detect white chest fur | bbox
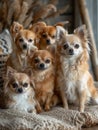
[59,56,90,104]
[9,91,35,113]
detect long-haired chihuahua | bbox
[55,25,98,112]
[29,50,55,113]
[3,66,37,113]
[7,22,37,71]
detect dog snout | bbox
[23,44,27,50]
[69,48,74,55]
[46,39,50,44]
[18,88,23,93]
[39,63,45,69]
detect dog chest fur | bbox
[59,56,91,104]
[8,90,35,112]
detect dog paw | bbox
[36,107,43,114]
[44,105,50,111]
[79,108,84,112]
[64,105,69,110]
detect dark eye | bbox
[74,44,79,49]
[34,58,40,63]
[19,38,24,42]
[42,33,47,38]
[12,82,18,88]
[28,39,33,42]
[45,59,50,63]
[23,83,28,87]
[52,35,55,38]
[63,44,69,50]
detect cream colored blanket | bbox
[0,105,98,130]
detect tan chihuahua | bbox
[30,21,67,50]
[55,25,98,112]
[3,66,37,113]
[7,22,37,71]
[29,50,55,113]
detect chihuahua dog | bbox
[55,25,98,112]
[3,66,37,113]
[7,22,37,71]
[30,21,67,50]
[29,50,55,112]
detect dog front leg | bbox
[60,88,68,109]
[45,92,53,111]
[78,89,87,112]
[35,100,43,113]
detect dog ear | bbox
[30,21,46,34]
[74,25,87,39]
[74,25,90,51]
[3,66,17,89]
[10,21,23,38]
[24,67,33,77]
[6,66,17,79]
[56,26,68,40]
[28,45,38,58]
[47,45,56,58]
[29,47,38,59]
[25,68,35,89]
[54,21,69,27]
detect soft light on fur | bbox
[29,50,55,113]
[7,22,37,71]
[30,21,66,50]
[3,66,37,113]
[55,25,98,112]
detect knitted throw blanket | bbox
[0,105,98,130]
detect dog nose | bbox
[69,49,74,55]
[23,44,27,49]
[46,39,50,44]
[18,88,23,93]
[39,63,45,69]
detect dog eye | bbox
[19,38,24,42]
[12,83,18,88]
[28,39,33,42]
[42,34,47,38]
[23,83,28,87]
[52,35,55,38]
[63,44,69,50]
[45,59,50,63]
[74,44,79,49]
[34,58,40,63]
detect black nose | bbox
[23,44,27,49]
[18,88,23,93]
[69,49,74,55]
[46,39,50,44]
[39,63,45,69]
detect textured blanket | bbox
[0,105,98,130]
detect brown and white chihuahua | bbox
[55,25,98,112]
[29,50,55,113]
[3,66,37,113]
[7,22,37,71]
[30,21,67,50]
